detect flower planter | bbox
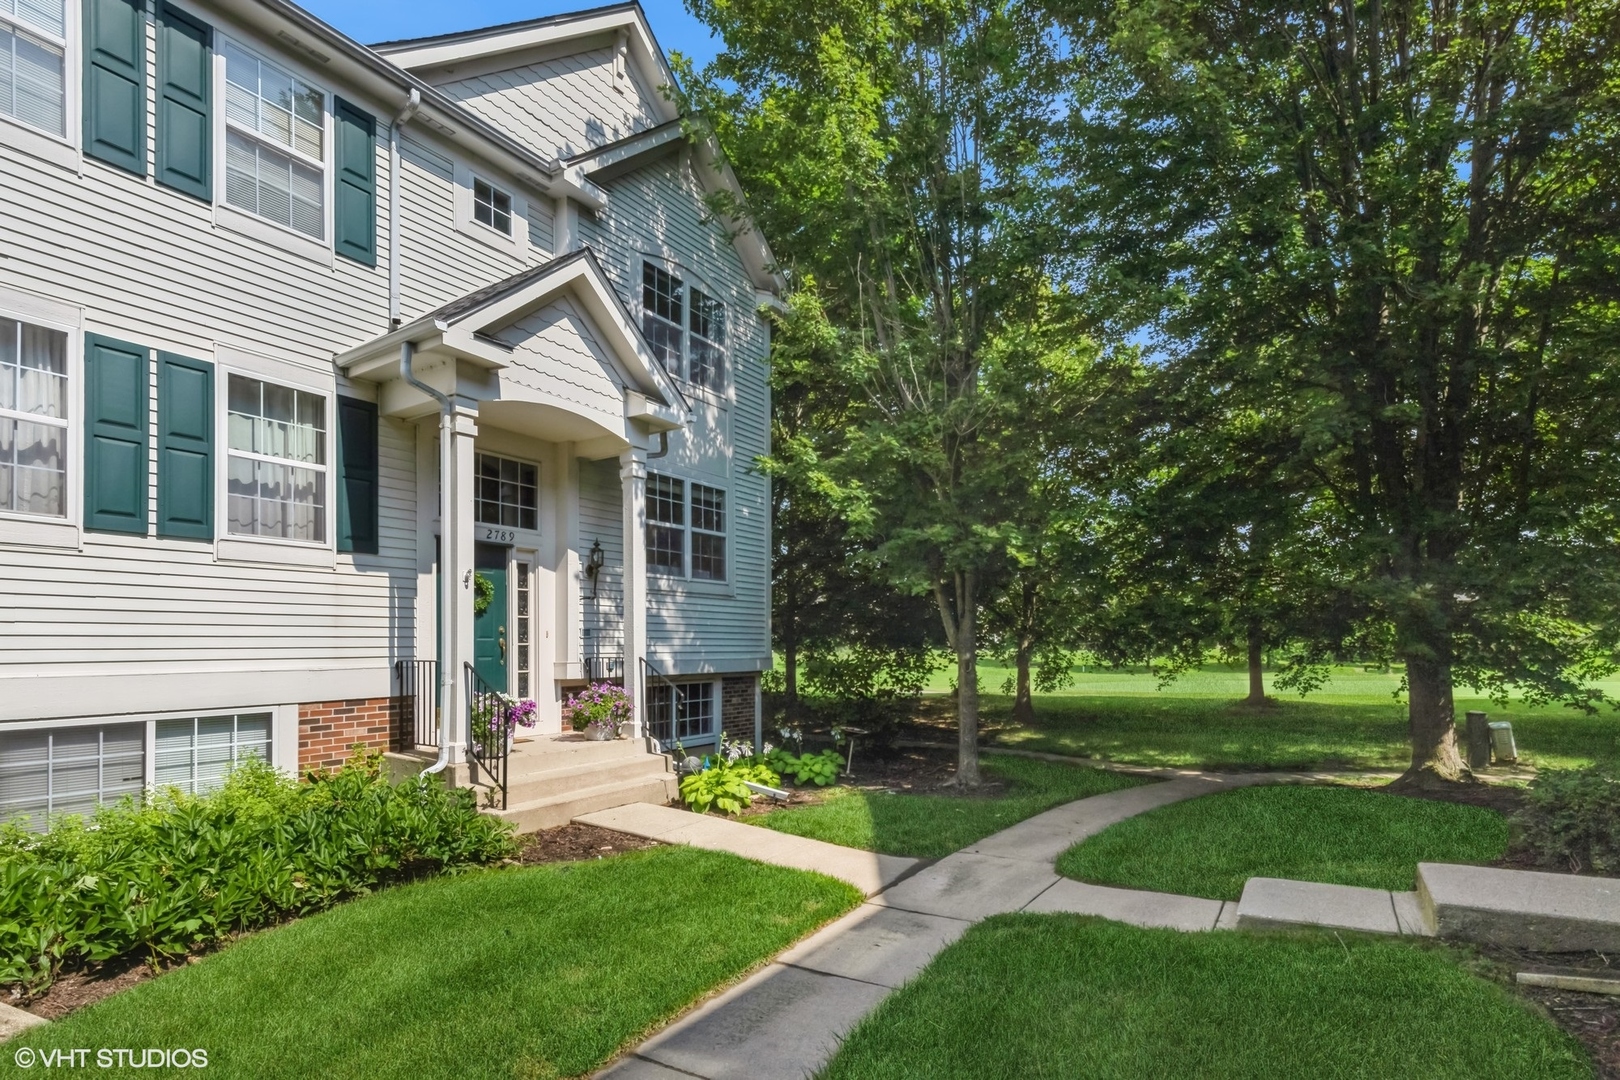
[585,723,615,741]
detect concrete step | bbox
[504,752,675,804]
[1418,862,1620,951]
[495,771,681,833]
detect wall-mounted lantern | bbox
[585,540,605,599]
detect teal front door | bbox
[473,543,509,691]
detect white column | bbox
[443,405,479,763]
[619,447,648,739]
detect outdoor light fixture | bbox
[585,540,605,598]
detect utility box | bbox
[1489,722,1518,765]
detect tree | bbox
[684,0,1063,785]
[1050,0,1620,786]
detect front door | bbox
[473,543,509,691]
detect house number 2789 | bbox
[482,528,516,543]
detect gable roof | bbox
[336,247,688,418]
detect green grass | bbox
[1056,784,1510,900]
[9,848,860,1080]
[751,755,1150,858]
[821,914,1591,1080]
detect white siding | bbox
[435,46,663,159]
[496,297,627,430]
[578,457,624,659]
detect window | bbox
[646,473,726,582]
[641,262,727,391]
[515,561,531,698]
[154,713,270,795]
[647,680,715,745]
[0,723,144,829]
[646,472,684,573]
[227,373,327,543]
[473,177,512,236]
[0,316,67,518]
[690,483,726,581]
[0,0,66,137]
[474,453,537,530]
[688,288,725,391]
[223,41,325,240]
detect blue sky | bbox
[301,1,723,70]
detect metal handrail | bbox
[583,654,626,683]
[393,659,439,749]
[464,662,511,810]
[640,656,684,746]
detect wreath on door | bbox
[473,572,496,616]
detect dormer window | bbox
[641,261,725,393]
[473,177,512,236]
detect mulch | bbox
[515,822,662,865]
[1480,945,1620,1079]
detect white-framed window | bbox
[515,559,532,698]
[222,40,326,240]
[0,0,67,138]
[226,372,328,543]
[640,261,727,392]
[0,314,67,519]
[646,472,726,582]
[647,680,716,745]
[473,177,512,236]
[474,452,537,531]
[0,723,145,829]
[154,713,271,795]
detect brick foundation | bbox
[721,675,758,748]
[298,697,404,772]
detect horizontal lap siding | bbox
[577,160,771,673]
[578,458,625,658]
[500,297,626,425]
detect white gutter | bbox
[389,89,421,328]
[399,341,456,776]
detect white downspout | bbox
[401,341,456,776]
[388,89,421,328]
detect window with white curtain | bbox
[0,0,66,138]
[227,373,328,543]
[155,714,272,795]
[0,315,68,518]
[223,41,326,240]
[0,724,145,830]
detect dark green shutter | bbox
[84,0,147,176]
[155,3,210,200]
[333,99,377,266]
[84,334,149,534]
[335,395,379,554]
[156,353,212,539]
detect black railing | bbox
[583,654,625,683]
[394,659,439,749]
[641,656,683,746]
[464,663,511,810]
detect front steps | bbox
[493,735,680,833]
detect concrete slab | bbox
[595,1055,697,1079]
[1215,900,1240,931]
[1418,862,1620,952]
[1391,891,1434,937]
[635,963,891,1080]
[778,904,969,988]
[965,778,1221,864]
[1236,878,1401,936]
[872,851,1061,921]
[1025,878,1224,931]
[578,804,919,897]
[1516,971,1620,996]
[0,1002,46,1042]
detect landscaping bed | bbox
[1056,784,1509,900]
[8,847,861,1080]
[820,913,1592,1079]
[750,753,1151,859]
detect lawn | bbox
[1056,784,1510,900]
[934,664,1620,770]
[8,847,859,1080]
[750,755,1150,859]
[821,914,1590,1080]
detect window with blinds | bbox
[154,713,271,795]
[0,723,145,829]
[223,40,325,239]
[0,0,66,137]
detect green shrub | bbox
[1513,763,1620,874]
[0,752,516,993]
[679,753,782,815]
[767,748,844,787]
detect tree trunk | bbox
[1245,619,1266,705]
[1010,640,1036,725]
[956,604,981,787]
[783,640,798,712]
[1391,655,1473,789]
